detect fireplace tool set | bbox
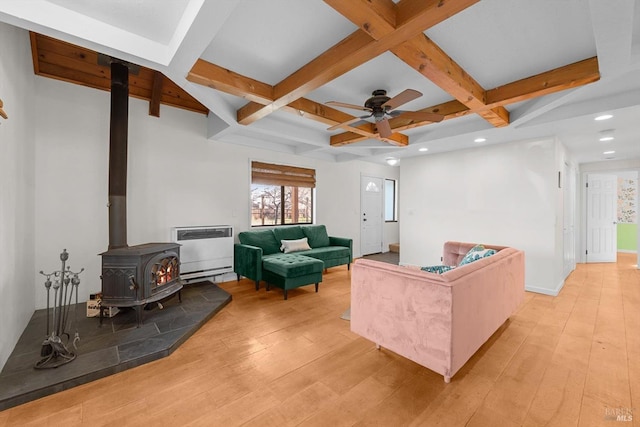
[36,249,84,369]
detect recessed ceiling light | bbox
[603,150,616,155]
[599,129,615,141]
[474,137,486,143]
[594,114,613,121]
[418,147,429,152]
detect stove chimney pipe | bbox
[108,61,129,249]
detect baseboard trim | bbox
[617,249,637,254]
[525,280,564,297]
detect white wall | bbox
[33,76,399,308]
[0,24,36,370]
[400,138,565,294]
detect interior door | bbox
[361,176,383,255]
[586,173,617,263]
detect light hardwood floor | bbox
[1,254,638,426]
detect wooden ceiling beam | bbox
[187,59,274,105]
[283,98,360,127]
[31,33,208,115]
[484,57,600,108]
[323,0,397,40]
[389,100,471,129]
[29,32,41,74]
[235,0,479,125]
[391,33,510,127]
[330,123,409,146]
[36,61,207,114]
[149,71,163,117]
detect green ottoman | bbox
[262,254,324,300]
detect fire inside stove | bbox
[152,256,179,287]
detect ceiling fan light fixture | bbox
[325,89,444,142]
[386,157,399,166]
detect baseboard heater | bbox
[171,225,234,283]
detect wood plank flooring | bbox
[1,254,638,426]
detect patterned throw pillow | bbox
[420,265,455,274]
[280,237,312,253]
[459,244,497,266]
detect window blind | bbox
[251,161,316,188]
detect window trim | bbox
[384,178,398,223]
[250,161,315,227]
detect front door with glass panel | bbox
[361,176,383,255]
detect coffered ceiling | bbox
[1,0,639,165]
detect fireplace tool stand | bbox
[36,249,84,369]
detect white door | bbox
[361,176,383,255]
[586,174,617,263]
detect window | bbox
[250,161,315,227]
[385,179,397,222]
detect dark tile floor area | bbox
[0,281,231,411]
[361,251,399,264]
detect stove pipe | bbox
[108,61,129,249]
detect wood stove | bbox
[99,59,182,325]
[100,243,182,325]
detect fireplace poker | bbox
[55,250,68,337]
[39,272,53,356]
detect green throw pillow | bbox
[301,225,330,248]
[420,265,455,274]
[459,244,497,266]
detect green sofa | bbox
[234,225,352,298]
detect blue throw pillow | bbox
[459,244,496,266]
[420,265,455,274]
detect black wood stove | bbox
[100,243,182,325]
[99,59,182,325]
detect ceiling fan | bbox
[326,89,444,139]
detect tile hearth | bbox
[0,281,231,411]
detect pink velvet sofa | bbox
[351,241,525,383]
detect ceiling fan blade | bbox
[325,101,372,112]
[376,118,393,138]
[327,114,372,131]
[382,89,422,110]
[395,111,444,123]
